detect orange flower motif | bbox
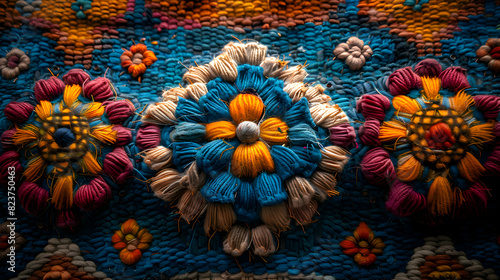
[340,222,385,267]
[205,93,289,179]
[111,219,153,265]
[120,44,157,81]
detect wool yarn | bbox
[0,48,30,80]
[140,41,354,257]
[34,76,66,101]
[360,59,499,223]
[476,38,500,73]
[333,37,373,71]
[83,77,114,101]
[3,70,133,229]
[63,69,90,85]
[74,177,112,211]
[112,219,153,266]
[4,101,34,123]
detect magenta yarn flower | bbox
[1,71,135,230]
[358,59,499,223]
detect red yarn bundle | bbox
[4,101,34,123]
[105,99,135,123]
[387,67,422,96]
[136,124,161,150]
[74,176,112,211]
[0,151,22,184]
[1,128,16,149]
[413,59,442,77]
[360,147,395,186]
[103,148,133,184]
[385,180,427,216]
[34,76,65,101]
[484,145,500,176]
[356,94,391,121]
[359,119,381,146]
[18,181,49,215]
[473,95,500,119]
[62,69,90,86]
[83,77,114,101]
[328,123,356,148]
[112,125,133,146]
[439,66,470,92]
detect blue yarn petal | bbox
[171,142,201,172]
[288,123,319,147]
[235,65,265,92]
[290,146,322,178]
[258,78,283,100]
[196,139,238,178]
[270,145,304,180]
[284,97,315,127]
[175,97,207,123]
[260,79,292,118]
[206,77,239,101]
[234,181,261,223]
[198,89,231,122]
[170,122,206,143]
[201,172,240,203]
[253,172,287,207]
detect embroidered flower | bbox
[476,38,500,73]
[358,59,499,223]
[120,43,157,81]
[1,71,134,229]
[111,219,153,265]
[333,37,373,71]
[139,41,354,257]
[340,222,385,267]
[0,48,30,80]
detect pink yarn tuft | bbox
[56,209,80,230]
[103,148,133,184]
[473,95,500,119]
[385,180,427,216]
[63,69,90,85]
[104,99,135,123]
[439,66,470,92]
[386,67,422,96]
[112,125,133,146]
[74,176,112,211]
[0,151,22,184]
[328,123,356,148]
[456,182,488,218]
[484,145,500,176]
[4,101,34,123]
[356,94,391,122]
[34,76,65,101]
[494,122,500,138]
[413,59,442,77]
[1,128,17,150]
[361,147,395,186]
[136,124,161,150]
[359,119,381,146]
[83,77,114,101]
[18,181,49,215]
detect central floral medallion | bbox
[139,41,355,257]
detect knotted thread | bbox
[74,176,111,211]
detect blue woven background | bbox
[1,0,500,279]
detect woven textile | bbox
[0,0,499,279]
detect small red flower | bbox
[340,222,385,267]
